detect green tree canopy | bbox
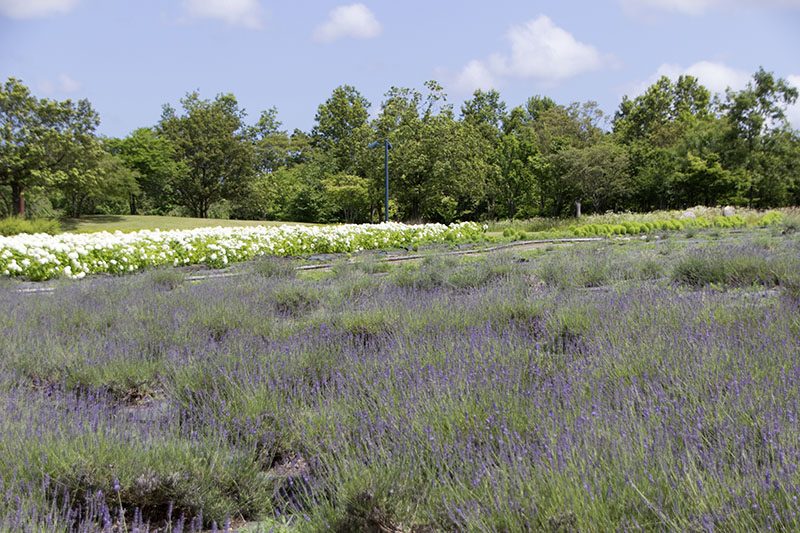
[721,67,799,206]
[311,85,372,176]
[55,142,139,218]
[158,92,254,218]
[0,77,99,217]
[614,75,712,145]
[106,127,183,214]
[374,81,488,222]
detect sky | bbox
[1,0,799,138]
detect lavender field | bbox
[2,228,800,532]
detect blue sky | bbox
[2,0,799,138]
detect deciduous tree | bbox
[106,127,183,214]
[159,92,254,218]
[0,77,99,217]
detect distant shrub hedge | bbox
[568,212,781,238]
[0,217,61,236]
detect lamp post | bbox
[369,140,392,222]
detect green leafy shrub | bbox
[687,216,712,228]
[568,214,762,238]
[0,217,61,236]
[759,211,786,226]
[713,215,746,228]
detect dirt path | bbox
[293,237,601,273]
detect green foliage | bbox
[106,128,184,215]
[158,91,254,218]
[613,75,711,144]
[388,262,444,290]
[322,173,370,223]
[248,256,297,279]
[312,85,372,176]
[374,81,490,222]
[720,68,799,207]
[55,147,140,218]
[0,77,101,218]
[3,74,799,225]
[145,267,186,290]
[568,213,754,237]
[671,247,788,288]
[671,255,730,286]
[551,139,630,214]
[0,216,60,236]
[759,211,786,226]
[271,283,321,316]
[712,215,746,228]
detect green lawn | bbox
[59,214,312,233]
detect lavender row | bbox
[1,233,799,531]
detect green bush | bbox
[671,255,729,286]
[671,250,782,288]
[249,256,297,279]
[146,268,186,290]
[0,217,61,236]
[713,215,746,228]
[687,216,712,228]
[759,211,786,226]
[568,213,765,239]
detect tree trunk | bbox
[11,183,25,218]
[575,200,582,218]
[77,196,86,219]
[129,194,138,215]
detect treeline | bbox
[1,69,798,223]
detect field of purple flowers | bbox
[1,227,800,532]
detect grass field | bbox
[58,214,311,233]
[54,206,800,236]
[2,223,800,531]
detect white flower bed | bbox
[0,222,483,281]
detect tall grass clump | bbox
[671,238,800,288]
[248,256,297,279]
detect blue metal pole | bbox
[384,140,389,223]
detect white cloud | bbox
[313,3,382,44]
[786,75,800,129]
[618,0,800,15]
[629,61,751,97]
[0,0,79,19]
[453,60,500,93]
[58,73,81,92]
[182,0,263,29]
[449,15,613,94]
[682,61,751,94]
[38,73,81,95]
[493,16,611,83]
